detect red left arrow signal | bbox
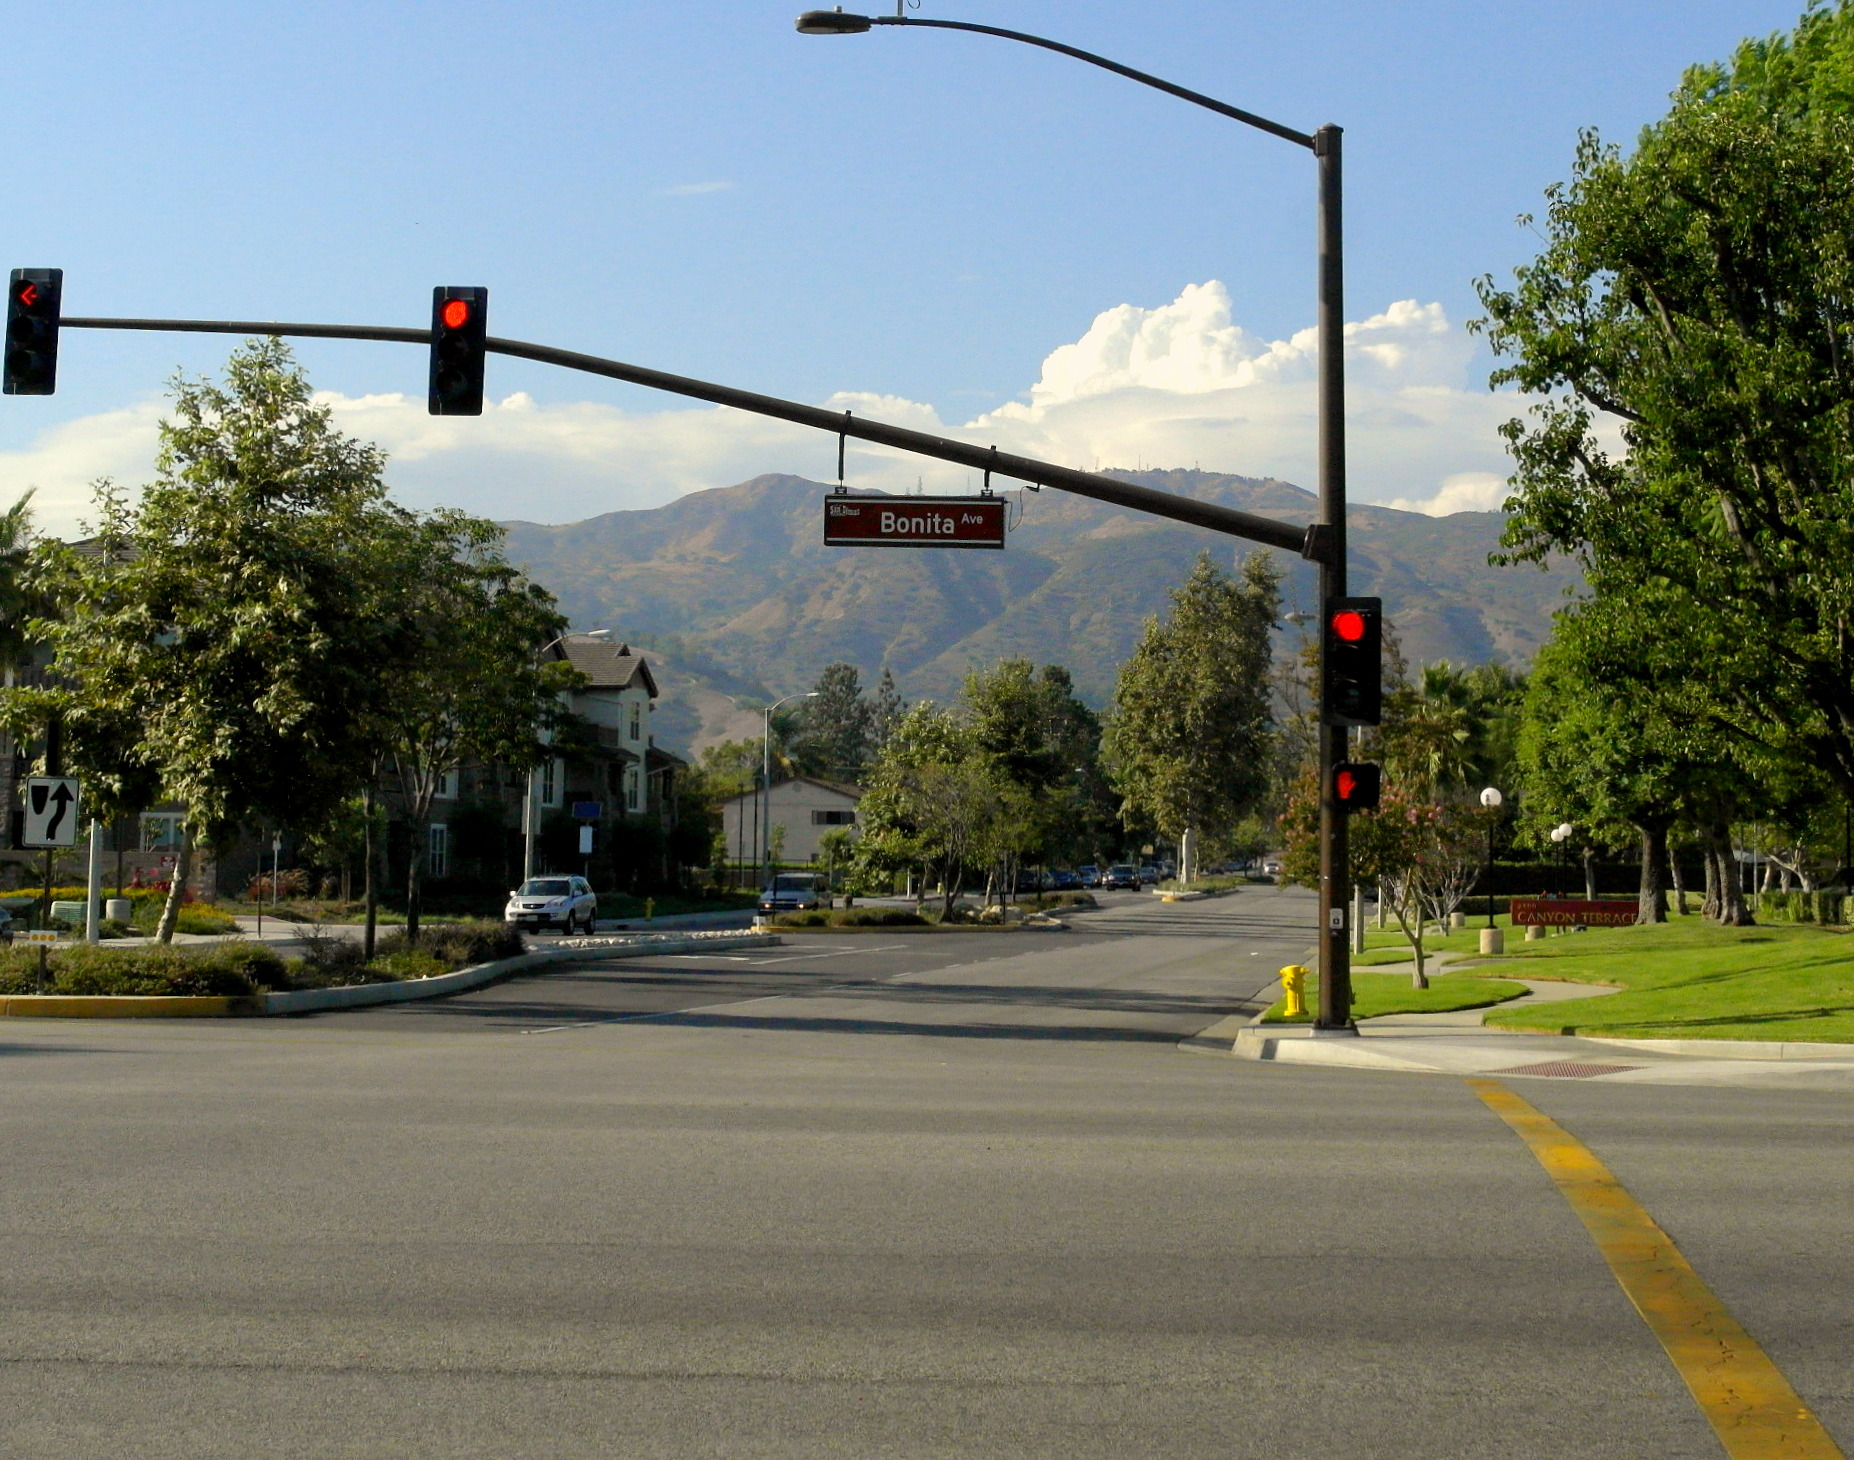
[16,283,37,308]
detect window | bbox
[435,767,457,800]
[629,700,642,741]
[140,812,183,850]
[811,809,857,826]
[625,766,642,813]
[540,758,563,809]
[428,824,449,879]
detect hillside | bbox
[501,469,1577,756]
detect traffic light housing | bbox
[1322,596,1382,727]
[5,269,63,396]
[1334,761,1381,812]
[428,286,487,415]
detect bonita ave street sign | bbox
[823,493,1007,549]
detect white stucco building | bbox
[719,776,861,870]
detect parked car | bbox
[1049,868,1082,891]
[759,872,829,915]
[1014,867,1048,894]
[1102,864,1139,890]
[504,876,599,934]
[1077,865,1101,887]
[1138,864,1161,885]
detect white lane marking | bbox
[518,943,913,1032]
[745,943,908,965]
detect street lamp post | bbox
[1483,786,1498,923]
[762,691,820,890]
[796,9,1355,1028]
[524,629,612,883]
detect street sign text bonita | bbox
[824,493,1007,549]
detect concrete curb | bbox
[1178,1012,1255,1052]
[1581,1035,1854,1063]
[2,932,781,1019]
[1232,1026,1439,1072]
[0,994,264,1019]
[265,932,780,1015]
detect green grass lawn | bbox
[1263,971,1530,1023]
[1353,913,1531,966]
[1472,917,1854,1042]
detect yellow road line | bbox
[1468,1078,1845,1459]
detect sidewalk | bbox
[1200,963,1854,1090]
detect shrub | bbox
[246,868,311,902]
[0,941,289,997]
[368,948,449,981]
[769,906,927,929]
[393,919,524,967]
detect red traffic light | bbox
[1331,609,1367,642]
[15,282,37,308]
[440,298,471,330]
[1337,768,1360,800]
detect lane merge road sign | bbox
[22,776,80,848]
[824,494,1007,550]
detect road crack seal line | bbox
[1468,1078,1846,1459]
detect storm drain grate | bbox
[1491,1060,1643,1079]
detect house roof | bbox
[719,775,862,807]
[550,635,658,698]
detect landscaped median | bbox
[1260,970,1531,1023]
[0,926,779,1018]
[1474,918,1854,1043]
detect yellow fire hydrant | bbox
[1280,964,1309,1019]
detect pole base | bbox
[1309,1021,1360,1038]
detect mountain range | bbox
[500,469,1579,758]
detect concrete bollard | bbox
[1479,927,1505,956]
[1524,924,1545,941]
[105,898,132,925]
[1449,911,1466,930]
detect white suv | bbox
[504,876,599,934]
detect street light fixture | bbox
[796,8,874,34]
[762,691,820,889]
[795,9,1357,1028]
[1478,786,1503,930]
[524,628,612,882]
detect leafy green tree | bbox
[791,663,874,782]
[369,510,574,943]
[1104,552,1279,880]
[962,659,1105,876]
[854,702,1013,917]
[870,668,906,756]
[29,340,414,941]
[1474,44,1854,801]
[0,491,41,675]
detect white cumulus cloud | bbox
[1384,471,1511,517]
[0,281,1522,537]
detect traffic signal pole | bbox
[58,314,1318,557]
[1314,125,1355,1033]
[57,299,1354,1026]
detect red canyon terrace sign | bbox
[824,493,1007,549]
[1508,898,1639,928]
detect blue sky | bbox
[0,0,1810,533]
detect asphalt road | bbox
[0,886,1847,1458]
